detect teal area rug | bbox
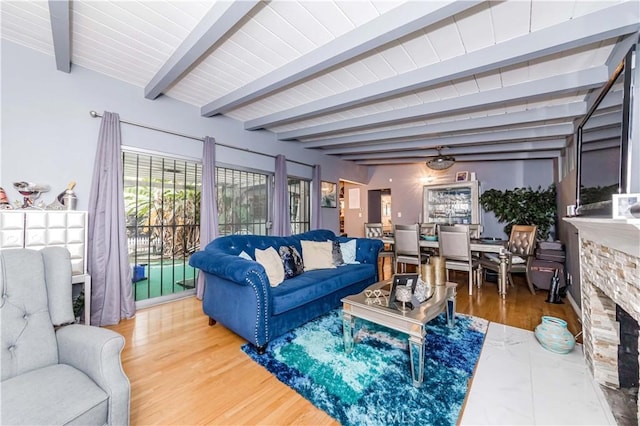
[242,309,488,425]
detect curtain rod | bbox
[89,110,313,168]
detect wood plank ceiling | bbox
[2,1,638,165]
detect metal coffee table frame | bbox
[341,280,456,387]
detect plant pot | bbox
[534,316,575,354]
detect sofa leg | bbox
[208,317,216,326]
[256,344,267,355]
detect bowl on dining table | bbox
[422,235,438,241]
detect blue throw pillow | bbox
[279,245,304,279]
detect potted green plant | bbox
[479,184,557,241]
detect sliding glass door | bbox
[122,150,201,303]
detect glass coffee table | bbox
[341,280,457,387]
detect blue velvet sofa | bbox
[189,229,382,353]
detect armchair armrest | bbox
[57,324,130,426]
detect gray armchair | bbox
[1,247,130,425]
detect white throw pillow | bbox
[340,239,359,264]
[238,250,252,260]
[255,246,285,287]
[301,240,336,271]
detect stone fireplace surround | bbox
[566,218,640,422]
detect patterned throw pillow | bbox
[279,245,304,279]
[329,240,344,266]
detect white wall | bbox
[0,40,369,234]
[366,159,555,239]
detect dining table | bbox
[380,236,511,298]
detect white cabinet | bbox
[0,210,91,324]
[422,181,481,225]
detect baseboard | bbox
[567,292,582,324]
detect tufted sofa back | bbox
[204,229,337,257]
[1,247,74,381]
[508,225,538,257]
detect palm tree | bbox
[124,182,200,258]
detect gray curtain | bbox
[272,154,290,236]
[196,137,218,299]
[88,111,135,326]
[311,164,322,229]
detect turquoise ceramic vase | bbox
[534,316,575,354]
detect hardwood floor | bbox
[106,271,581,425]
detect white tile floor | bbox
[461,323,616,425]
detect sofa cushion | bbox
[279,245,304,279]
[255,247,285,287]
[301,240,336,271]
[270,264,375,315]
[1,364,108,425]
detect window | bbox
[289,178,310,234]
[123,151,201,303]
[123,155,308,303]
[216,167,269,236]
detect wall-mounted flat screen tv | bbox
[576,45,634,217]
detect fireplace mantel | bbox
[565,217,640,258]
[566,216,640,422]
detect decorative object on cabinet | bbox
[422,181,480,226]
[455,171,469,182]
[426,146,455,170]
[0,210,91,324]
[48,181,78,210]
[321,181,337,208]
[479,184,556,240]
[12,181,50,208]
[0,187,11,209]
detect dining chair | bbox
[438,225,482,295]
[467,224,482,239]
[419,222,439,257]
[480,224,538,294]
[393,223,429,274]
[364,222,394,279]
[419,223,438,238]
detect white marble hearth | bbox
[566,217,640,422]
[461,323,614,425]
